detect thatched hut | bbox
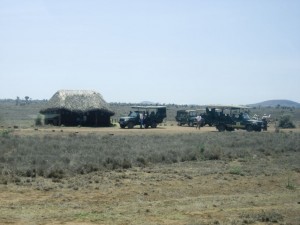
[40,90,114,127]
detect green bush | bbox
[278,114,295,128]
[35,114,42,126]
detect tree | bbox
[25,96,30,104]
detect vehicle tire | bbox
[120,124,125,129]
[226,127,234,131]
[188,121,194,127]
[127,122,134,129]
[246,125,253,132]
[151,122,157,128]
[209,123,213,127]
[217,124,226,132]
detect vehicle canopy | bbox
[176,109,197,116]
[205,105,250,115]
[131,105,166,110]
[205,104,250,110]
[131,106,167,117]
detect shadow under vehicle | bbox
[203,105,264,132]
[119,106,167,129]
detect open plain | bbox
[0,125,300,225]
[0,101,300,225]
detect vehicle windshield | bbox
[189,111,197,117]
[128,111,138,117]
[242,113,250,120]
[177,111,185,116]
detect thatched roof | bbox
[40,90,114,115]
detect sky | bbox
[1,0,300,105]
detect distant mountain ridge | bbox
[249,99,300,108]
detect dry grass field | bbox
[0,101,300,225]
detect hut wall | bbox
[60,110,82,126]
[44,109,111,127]
[86,110,111,127]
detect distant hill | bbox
[249,100,300,108]
[140,101,158,105]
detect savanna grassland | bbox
[0,100,299,225]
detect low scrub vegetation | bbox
[0,131,299,183]
[278,114,296,128]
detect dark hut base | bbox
[44,109,112,127]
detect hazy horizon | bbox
[1,96,299,106]
[1,1,300,105]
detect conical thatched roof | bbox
[40,90,114,115]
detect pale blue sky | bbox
[1,0,299,104]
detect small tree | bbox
[278,114,296,128]
[25,96,30,104]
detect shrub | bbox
[122,159,132,169]
[229,166,243,175]
[203,148,221,160]
[35,114,43,126]
[136,157,147,166]
[278,114,295,128]
[1,129,12,138]
[47,168,64,179]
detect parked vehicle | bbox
[119,106,166,129]
[175,110,197,126]
[203,105,264,132]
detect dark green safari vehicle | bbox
[175,110,198,127]
[205,105,264,132]
[119,106,166,129]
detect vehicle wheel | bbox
[151,122,157,128]
[120,124,125,129]
[226,127,234,131]
[255,127,262,132]
[246,125,253,132]
[127,122,134,129]
[188,122,194,127]
[209,123,213,127]
[217,124,226,132]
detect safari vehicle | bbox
[175,110,198,126]
[198,108,219,127]
[119,106,166,129]
[205,105,264,132]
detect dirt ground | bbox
[0,125,299,225]
[9,122,299,136]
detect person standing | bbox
[140,112,144,129]
[196,115,202,129]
